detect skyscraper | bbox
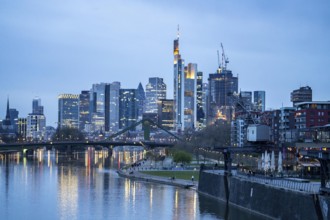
[109,82,120,133]
[254,91,266,112]
[291,86,312,106]
[184,63,197,129]
[207,67,238,124]
[27,98,46,141]
[196,71,205,129]
[145,77,166,113]
[79,91,90,131]
[173,29,185,132]
[119,89,138,130]
[158,99,174,131]
[90,83,108,133]
[58,94,79,129]
[136,82,146,118]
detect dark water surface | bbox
[0,149,267,220]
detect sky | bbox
[0,0,329,127]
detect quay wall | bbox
[198,171,329,220]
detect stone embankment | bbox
[198,169,330,220]
[117,169,196,189]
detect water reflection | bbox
[0,147,268,220]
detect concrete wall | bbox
[198,171,328,220]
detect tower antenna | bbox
[177,24,180,39]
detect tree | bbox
[173,150,192,164]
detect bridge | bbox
[0,119,179,156]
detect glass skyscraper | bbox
[173,31,185,132]
[254,91,266,112]
[184,63,197,129]
[79,91,90,131]
[58,94,79,129]
[119,89,138,130]
[145,77,166,113]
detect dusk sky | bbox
[1,0,329,126]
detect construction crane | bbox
[221,43,229,71]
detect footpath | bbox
[117,169,197,190]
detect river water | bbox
[0,148,267,220]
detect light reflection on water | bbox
[0,148,268,220]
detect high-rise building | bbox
[26,98,46,141]
[254,91,266,112]
[136,82,146,118]
[32,98,44,114]
[17,118,27,140]
[145,77,166,114]
[184,63,197,130]
[9,108,19,132]
[196,72,205,129]
[291,86,312,106]
[58,94,79,129]
[207,67,238,124]
[79,91,90,131]
[240,91,253,111]
[158,99,174,131]
[90,83,108,133]
[202,83,208,126]
[109,82,120,133]
[119,89,138,130]
[173,30,185,132]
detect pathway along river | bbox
[0,147,267,220]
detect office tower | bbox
[32,97,44,114]
[207,67,238,124]
[9,108,19,133]
[254,91,266,112]
[240,91,253,111]
[136,82,146,118]
[196,71,205,129]
[158,99,174,131]
[173,30,185,132]
[119,89,138,130]
[184,63,197,130]
[58,94,79,129]
[145,77,166,113]
[109,82,120,133]
[291,86,312,106]
[90,83,107,133]
[79,91,90,131]
[26,98,46,141]
[202,83,208,126]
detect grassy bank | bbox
[141,170,200,181]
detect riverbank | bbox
[117,169,197,189]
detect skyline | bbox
[1,0,329,126]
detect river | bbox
[0,147,267,220]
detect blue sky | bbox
[1,0,329,126]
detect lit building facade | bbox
[26,98,46,141]
[254,91,266,112]
[295,101,330,129]
[90,83,108,133]
[184,63,197,130]
[145,77,166,114]
[109,82,121,133]
[58,94,79,129]
[79,91,90,131]
[196,71,205,129]
[158,99,174,131]
[207,68,238,124]
[119,89,138,130]
[173,32,185,132]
